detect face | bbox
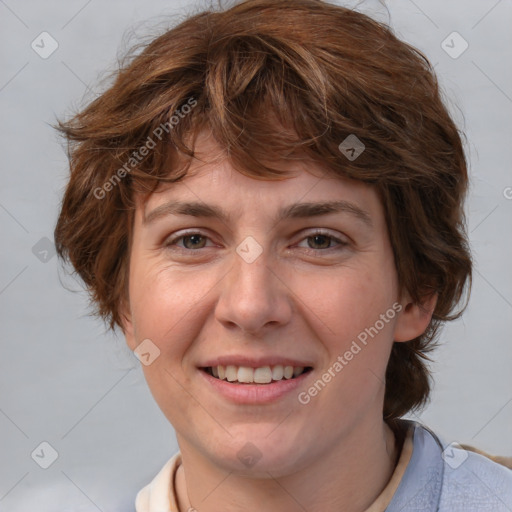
[123,129,424,476]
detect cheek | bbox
[295,262,398,346]
[129,266,212,427]
[128,262,224,406]
[292,259,399,412]
[130,262,209,340]
[296,272,397,427]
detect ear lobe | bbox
[393,292,438,343]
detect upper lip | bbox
[199,356,314,368]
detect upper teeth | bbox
[210,365,305,383]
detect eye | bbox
[296,231,349,251]
[163,229,349,253]
[164,231,213,250]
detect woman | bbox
[54,1,512,510]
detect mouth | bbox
[200,365,313,384]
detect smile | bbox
[199,364,314,404]
[202,365,313,384]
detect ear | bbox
[393,291,438,342]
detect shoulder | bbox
[439,441,512,511]
[386,420,512,511]
[403,420,512,511]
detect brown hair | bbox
[54,0,472,421]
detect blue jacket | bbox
[387,420,512,511]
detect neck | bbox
[175,417,400,512]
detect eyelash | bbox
[163,230,349,253]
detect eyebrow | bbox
[144,199,373,228]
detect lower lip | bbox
[199,369,312,404]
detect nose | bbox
[214,244,293,336]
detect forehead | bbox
[136,129,385,229]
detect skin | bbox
[122,129,436,512]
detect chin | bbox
[209,432,307,477]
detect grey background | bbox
[1,0,511,510]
